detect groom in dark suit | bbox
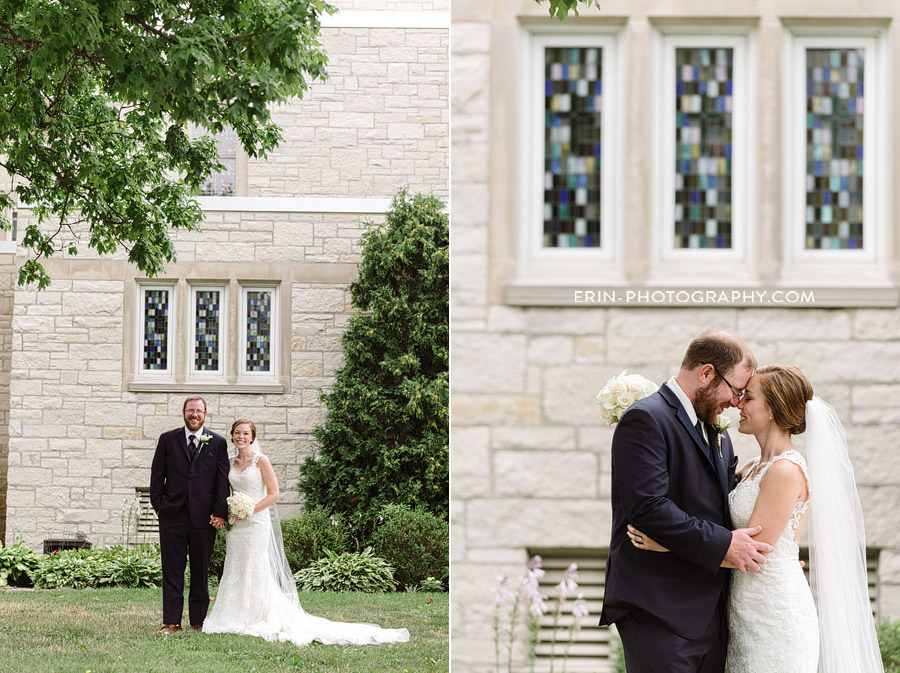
[600,330,773,672]
[150,396,230,632]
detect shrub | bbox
[0,537,39,587]
[610,635,626,673]
[879,619,900,670]
[32,546,161,589]
[293,548,395,593]
[370,504,448,590]
[298,190,449,538]
[281,508,350,573]
[101,553,162,588]
[209,528,228,580]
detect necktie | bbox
[189,435,197,462]
[695,420,707,446]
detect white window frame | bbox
[520,28,622,277]
[187,283,228,382]
[652,29,756,282]
[135,282,177,381]
[782,29,886,282]
[239,284,279,382]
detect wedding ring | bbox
[636,536,643,543]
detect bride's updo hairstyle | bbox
[230,418,257,442]
[756,365,814,435]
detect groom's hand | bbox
[724,526,773,574]
[210,515,225,530]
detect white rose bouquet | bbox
[226,492,255,528]
[596,370,659,425]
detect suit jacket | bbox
[150,427,230,529]
[599,384,738,639]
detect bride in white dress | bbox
[628,365,882,673]
[202,419,410,646]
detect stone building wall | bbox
[2,0,448,549]
[451,0,900,671]
[253,27,449,199]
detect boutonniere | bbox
[197,434,211,452]
[711,415,732,458]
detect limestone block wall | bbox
[0,257,14,544]
[3,209,369,549]
[451,306,900,672]
[249,26,449,200]
[451,1,900,671]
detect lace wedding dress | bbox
[727,449,818,672]
[203,452,410,646]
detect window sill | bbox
[127,381,287,394]
[503,280,899,308]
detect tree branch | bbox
[122,14,176,43]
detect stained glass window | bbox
[246,291,272,372]
[194,290,221,371]
[543,47,602,248]
[674,47,733,249]
[143,289,169,371]
[805,48,864,249]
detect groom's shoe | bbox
[191,625,203,632]
[159,624,182,634]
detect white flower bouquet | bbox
[226,492,255,523]
[596,369,659,425]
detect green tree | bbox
[533,0,601,20]
[298,190,449,536]
[0,0,333,288]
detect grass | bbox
[0,587,447,673]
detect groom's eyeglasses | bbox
[710,364,745,401]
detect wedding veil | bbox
[805,397,883,673]
[249,439,306,613]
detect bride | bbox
[628,365,882,672]
[202,419,410,646]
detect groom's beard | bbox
[694,381,722,424]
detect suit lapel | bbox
[706,424,730,502]
[659,386,716,472]
[179,431,193,466]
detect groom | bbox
[599,330,774,672]
[150,396,230,633]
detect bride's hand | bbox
[627,524,669,552]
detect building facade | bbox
[451,0,900,670]
[0,0,449,550]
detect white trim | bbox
[187,284,228,382]
[197,196,394,214]
[0,241,15,254]
[520,27,622,276]
[781,29,887,282]
[651,29,756,283]
[239,284,279,383]
[135,282,177,381]
[322,10,449,29]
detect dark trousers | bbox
[158,504,215,626]
[616,594,727,673]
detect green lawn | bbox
[0,587,447,673]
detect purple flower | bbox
[522,570,548,620]
[556,562,579,602]
[572,593,589,619]
[494,575,515,607]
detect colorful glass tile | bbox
[194,290,220,371]
[805,48,864,249]
[143,289,169,371]
[543,47,602,248]
[246,291,271,372]
[674,48,733,249]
